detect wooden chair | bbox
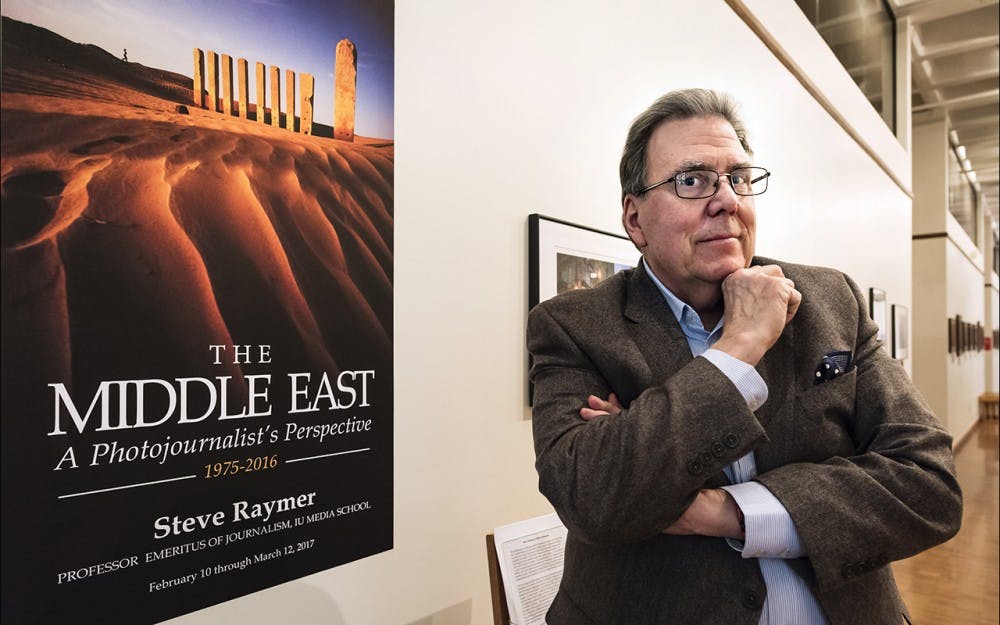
[486,533,511,625]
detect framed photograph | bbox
[956,315,964,355]
[891,304,909,360]
[868,288,888,350]
[529,214,641,308]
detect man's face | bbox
[622,116,757,301]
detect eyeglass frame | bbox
[637,166,771,199]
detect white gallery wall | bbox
[946,235,987,439]
[911,119,991,438]
[165,1,914,624]
[990,281,999,393]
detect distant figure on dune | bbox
[122,48,128,62]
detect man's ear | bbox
[622,194,646,249]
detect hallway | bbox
[893,421,999,624]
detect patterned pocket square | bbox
[814,350,853,384]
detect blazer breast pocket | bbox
[793,368,858,459]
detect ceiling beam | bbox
[916,35,1000,61]
[930,68,1000,89]
[950,109,1000,125]
[912,88,999,112]
[963,137,1000,149]
[910,29,942,106]
[891,0,998,24]
[949,117,1000,134]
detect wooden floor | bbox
[893,420,999,625]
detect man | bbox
[527,89,962,625]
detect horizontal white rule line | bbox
[285,448,372,464]
[58,474,199,499]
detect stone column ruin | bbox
[300,73,315,135]
[191,45,361,139]
[221,54,234,116]
[192,48,204,108]
[206,50,219,112]
[237,58,249,119]
[285,69,296,131]
[255,62,266,124]
[269,65,281,128]
[334,39,358,142]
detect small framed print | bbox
[948,317,955,354]
[891,304,909,360]
[529,214,640,308]
[956,315,964,355]
[868,288,888,351]
[527,214,640,404]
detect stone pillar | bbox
[221,54,234,116]
[300,73,314,135]
[255,62,266,124]
[237,58,249,119]
[285,69,296,131]
[192,48,204,108]
[269,66,281,128]
[334,39,357,142]
[206,50,219,112]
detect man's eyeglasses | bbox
[639,166,770,199]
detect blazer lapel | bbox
[621,266,694,403]
[748,256,799,473]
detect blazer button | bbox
[741,589,762,609]
[687,459,703,475]
[841,563,856,579]
[723,433,739,448]
[711,442,726,457]
[700,451,713,464]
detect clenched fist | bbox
[713,265,801,366]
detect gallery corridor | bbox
[893,421,1000,624]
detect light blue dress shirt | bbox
[643,261,828,625]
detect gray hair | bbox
[619,89,752,201]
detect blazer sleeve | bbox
[753,272,962,591]
[527,299,768,545]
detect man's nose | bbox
[707,175,741,215]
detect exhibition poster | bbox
[1,1,394,622]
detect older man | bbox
[527,89,961,625]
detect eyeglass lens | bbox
[674,167,769,198]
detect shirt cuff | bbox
[721,482,806,559]
[702,348,768,412]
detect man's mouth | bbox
[700,233,740,243]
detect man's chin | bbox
[697,257,747,282]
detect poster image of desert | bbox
[1,1,393,623]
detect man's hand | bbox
[663,489,744,540]
[579,393,623,420]
[713,265,802,366]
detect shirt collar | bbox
[641,258,723,336]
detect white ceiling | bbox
[893,0,999,235]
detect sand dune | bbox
[1,17,393,408]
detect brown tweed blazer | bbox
[527,257,962,625]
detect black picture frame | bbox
[529,214,640,310]
[891,304,909,360]
[527,214,640,405]
[956,315,964,355]
[868,287,888,350]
